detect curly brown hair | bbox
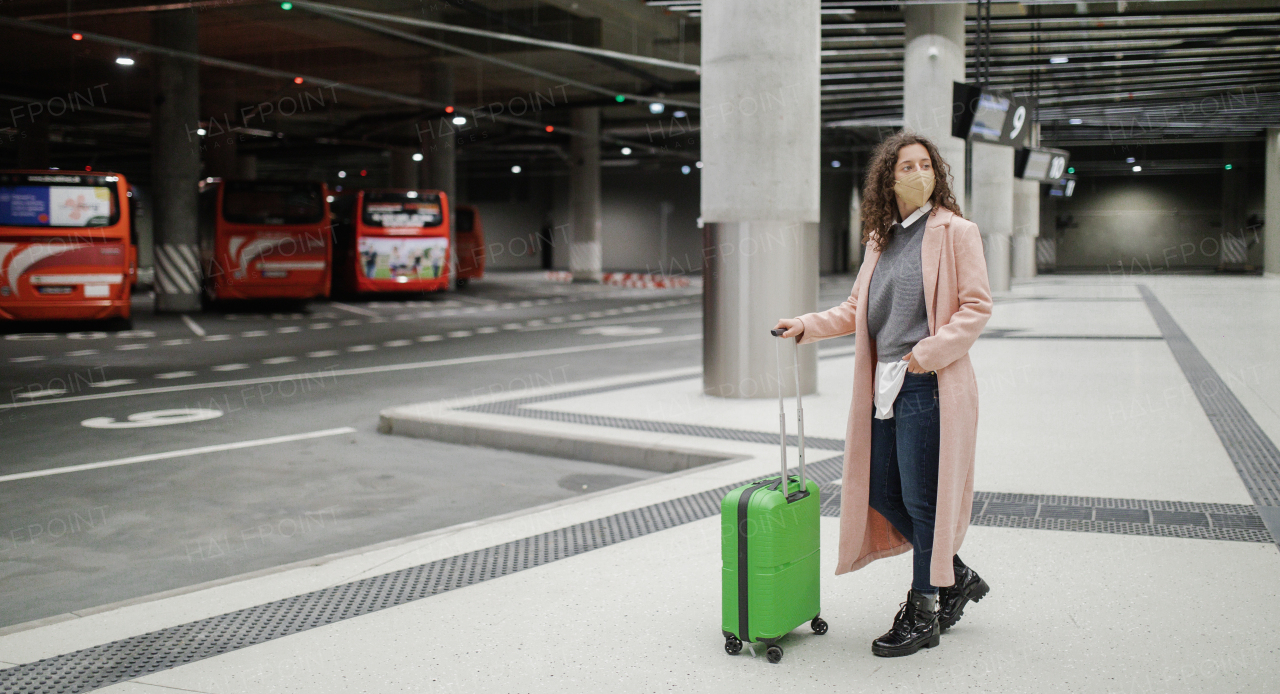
[860,131,963,253]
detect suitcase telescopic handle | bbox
[769,329,806,495]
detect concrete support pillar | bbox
[848,178,863,270]
[390,148,418,189]
[422,65,456,289]
[569,107,603,283]
[971,141,1013,292]
[701,0,820,399]
[203,78,237,179]
[1266,128,1280,277]
[150,9,202,312]
[903,2,966,208]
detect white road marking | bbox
[155,371,197,379]
[181,314,206,337]
[82,408,223,429]
[15,388,66,399]
[203,335,232,341]
[307,350,339,357]
[502,323,522,330]
[580,326,663,336]
[277,326,301,333]
[522,311,700,333]
[66,349,99,357]
[162,339,191,346]
[115,344,148,351]
[1,334,701,409]
[416,335,442,342]
[90,379,137,388]
[10,355,46,363]
[4,333,57,341]
[0,427,356,484]
[347,345,377,352]
[329,301,380,317]
[383,339,412,347]
[262,356,298,364]
[446,330,472,338]
[67,331,108,340]
[241,330,269,338]
[115,330,156,339]
[475,326,498,334]
[212,363,250,371]
[309,323,332,330]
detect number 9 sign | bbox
[1008,105,1026,140]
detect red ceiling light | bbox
[71,32,84,41]
[293,77,304,84]
[84,165,92,171]
[359,169,367,177]
[545,125,554,133]
[445,106,454,114]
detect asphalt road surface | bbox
[0,272,855,628]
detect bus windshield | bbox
[455,207,474,233]
[222,181,324,225]
[362,191,443,228]
[0,173,119,228]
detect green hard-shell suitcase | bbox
[720,330,827,664]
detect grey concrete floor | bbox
[0,273,858,628]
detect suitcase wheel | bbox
[765,644,783,664]
[811,617,828,635]
[724,635,743,656]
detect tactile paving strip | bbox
[816,488,1274,544]
[1138,285,1280,507]
[0,458,845,694]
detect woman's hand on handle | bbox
[773,318,804,339]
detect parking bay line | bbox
[0,427,356,484]
[0,333,701,410]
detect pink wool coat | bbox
[794,206,992,588]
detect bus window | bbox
[362,191,442,229]
[455,206,475,234]
[222,181,324,225]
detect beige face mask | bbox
[893,169,935,210]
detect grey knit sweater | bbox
[866,207,931,363]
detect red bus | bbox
[331,189,450,294]
[198,179,331,303]
[0,170,137,324]
[454,204,485,286]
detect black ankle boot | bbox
[938,562,990,632]
[871,589,941,657]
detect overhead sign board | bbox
[1015,146,1071,181]
[952,82,1032,147]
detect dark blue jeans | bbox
[868,370,944,594]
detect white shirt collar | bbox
[897,201,933,229]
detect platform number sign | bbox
[1047,153,1067,180]
[951,83,1034,148]
[1009,105,1027,142]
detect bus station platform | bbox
[2,275,1278,693]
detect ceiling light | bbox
[359,169,367,177]
[511,165,522,174]
[452,116,466,125]
[1050,56,1069,64]
[338,171,346,178]
[293,77,304,84]
[326,195,334,203]
[831,160,841,168]
[1225,164,1233,170]
[695,161,703,168]
[280,2,293,9]
[649,102,665,115]
[412,153,423,162]
[545,125,554,133]
[1126,157,1135,163]
[196,128,207,136]
[406,191,418,198]
[1132,165,1142,172]
[621,147,632,155]
[681,165,691,174]
[615,95,625,103]
[116,57,135,66]
[445,106,454,114]
[673,110,687,119]
[71,32,83,41]
[1069,118,1083,125]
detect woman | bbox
[774,131,992,657]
